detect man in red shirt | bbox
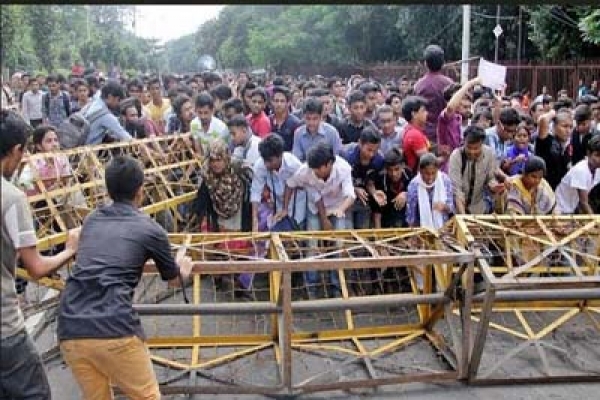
[246,87,272,138]
[401,96,431,174]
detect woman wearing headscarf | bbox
[506,156,556,215]
[195,139,252,233]
[194,140,255,295]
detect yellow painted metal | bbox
[190,343,273,370]
[368,330,425,358]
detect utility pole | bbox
[461,5,471,84]
[494,5,500,63]
[517,6,522,89]
[86,5,90,42]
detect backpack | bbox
[55,103,110,149]
[43,91,71,119]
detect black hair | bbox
[222,98,244,114]
[240,82,257,98]
[473,108,493,124]
[523,156,547,175]
[302,97,323,116]
[384,147,404,167]
[204,72,222,86]
[46,74,58,84]
[520,114,534,127]
[301,81,317,97]
[587,135,600,153]
[385,92,402,106]
[553,97,574,111]
[195,92,214,109]
[307,142,335,169]
[176,84,193,98]
[376,104,394,120]
[250,87,268,102]
[127,78,144,91]
[31,125,58,152]
[105,156,145,203]
[258,133,285,160]
[172,95,191,118]
[499,107,521,126]
[73,79,88,90]
[418,152,439,169]
[401,96,428,122]
[423,45,445,72]
[0,110,32,158]
[309,88,330,98]
[272,85,291,102]
[443,82,462,102]
[359,82,380,95]
[542,95,553,105]
[119,97,141,116]
[574,104,592,124]
[359,126,381,144]
[347,90,366,107]
[463,125,487,144]
[101,80,125,100]
[326,77,341,89]
[210,84,233,101]
[529,101,544,114]
[227,114,249,129]
[272,77,285,86]
[166,88,179,101]
[148,77,161,88]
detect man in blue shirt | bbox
[84,80,133,145]
[292,97,341,162]
[58,155,192,399]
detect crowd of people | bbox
[2,43,600,399]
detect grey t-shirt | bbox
[1,176,38,339]
[57,201,179,341]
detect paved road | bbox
[45,362,598,400]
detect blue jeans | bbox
[345,199,371,230]
[304,212,345,294]
[0,329,51,400]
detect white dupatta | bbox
[415,172,446,230]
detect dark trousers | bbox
[0,329,51,399]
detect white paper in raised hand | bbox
[477,58,507,91]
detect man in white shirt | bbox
[20,78,44,128]
[284,142,356,299]
[228,115,261,168]
[190,93,229,156]
[250,133,307,232]
[555,135,600,215]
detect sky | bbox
[134,5,224,44]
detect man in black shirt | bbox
[535,109,574,189]
[337,90,378,145]
[571,104,598,165]
[57,156,192,400]
[270,86,302,152]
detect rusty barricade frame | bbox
[449,214,600,385]
[133,229,474,396]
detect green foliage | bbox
[2,5,599,76]
[1,5,161,75]
[579,9,600,45]
[526,5,599,60]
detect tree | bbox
[526,5,599,60]
[579,9,600,45]
[0,5,23,69]
[28,6,60,71]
